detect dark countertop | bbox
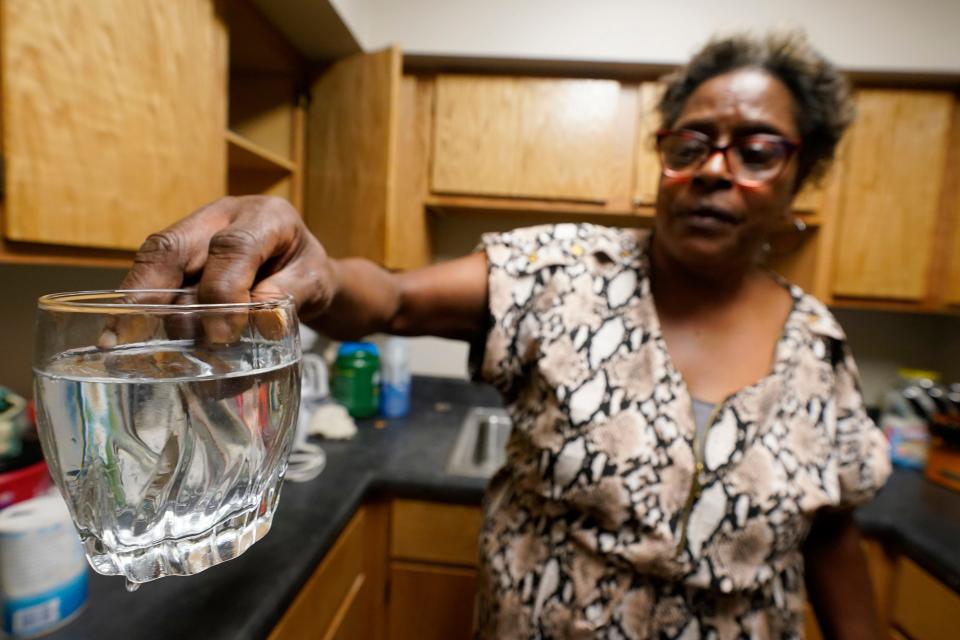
[856,467,960,592]
[47,378,960,639]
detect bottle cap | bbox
[898,368,941,382]
[337,342,379,358]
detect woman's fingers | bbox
[114,196,324,346]
[120,199,238,293]
[195,197,309,343]
[104,199,239,347]
[251,252,334,340]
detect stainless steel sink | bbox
[446,407,512,478]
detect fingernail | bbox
[203,317,234,345]
[253,308,289,341]
[98,329,118,349]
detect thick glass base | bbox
[83,488,281,584]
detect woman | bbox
[124,31,889,639]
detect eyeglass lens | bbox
[659,133,790,183]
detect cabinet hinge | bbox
[295,84,311,110]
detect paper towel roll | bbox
[0,494,87,638]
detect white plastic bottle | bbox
[380,337,411,418]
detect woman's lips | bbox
[679,206,743,231]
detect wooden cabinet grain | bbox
[226,0,306,210]
[270,504,388,640]
[304,51,431,270]
[830,89,954,302]
[891,557,960,640]
[386,562,477,640]
[1,0,227,251]
[632,82,664,208]
[269,509,368,640]
[940,102,960,308]
[270,500,480,640]
[432,75,630,205]
[390,499,482,566]
[946,216,960,307]
[386,500,482,640]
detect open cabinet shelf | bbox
[227,130,297,173]
[226,0,305,209]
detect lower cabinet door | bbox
[329,574,370,640]
[387,561,477,640]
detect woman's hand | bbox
[121,196,337,320]
[121,195,490,342]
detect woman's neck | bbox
[649,237,760,316]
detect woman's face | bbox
[654,67,801,273]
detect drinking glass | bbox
[33,290,301,586]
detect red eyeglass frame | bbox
[655,128,802,189]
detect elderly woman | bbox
[125,31,889,639]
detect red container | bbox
[0,459,51,510]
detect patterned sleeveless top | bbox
[471,223,890,639]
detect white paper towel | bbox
[0,494,87,638]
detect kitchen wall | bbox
[336,0,960,74]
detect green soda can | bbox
[333,342,380,418]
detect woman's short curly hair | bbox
[659,30,855,186]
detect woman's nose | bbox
[693,149,734,188]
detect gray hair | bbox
[659,30,855,186]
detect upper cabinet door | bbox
[831,90,953,301]
[946,193,960,308]
[305,48,401,265]
[2,0,227,250]
[944,103,960,308]
[432,75,624,203]
[632,82,664,208]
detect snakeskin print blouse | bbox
[471,224,891,639]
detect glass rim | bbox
[37,289,295,313]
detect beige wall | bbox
[349,0,960,74]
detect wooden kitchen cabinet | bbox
[890,557,960,640]
[271,499,480,640]
[387,562,477,640]
[306,47,430,270]
[270,504,389,640]
[945,218,960,307]
[432,75,632,206]
[386,500,482,640]
[226,0,306,210]
[940,102,960,308]
[829,89,954,303]
[1,0,227,252]
[632,82,664,208]
[390,499,482,566]
[0,0,309,266]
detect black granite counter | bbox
[46,378,960,639]
[856,467,960,592]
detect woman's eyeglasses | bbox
[656,129,800,188]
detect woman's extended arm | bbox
[803,509,883,640]
[120,196,489,342]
